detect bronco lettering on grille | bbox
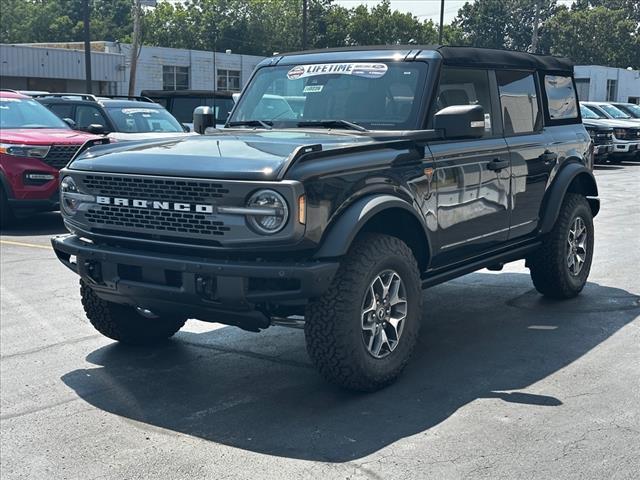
[95,196,214,213]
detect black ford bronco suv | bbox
[52,46,599,391]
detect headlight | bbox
[60,176,94,216]
[613,128,628,140]
[0,143,50,158]
[246,189,289,234]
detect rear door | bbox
[496,70,554,239]
[428,67,511,267]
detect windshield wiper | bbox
[227,120,273,130]
[297,120,369,132]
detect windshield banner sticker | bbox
[287,63,388,80]
[121,108,159,114]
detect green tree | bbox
[453,0,557,51]
[546,4,640,68]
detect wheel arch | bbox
[313,194,432,271]
[540,160,599,234]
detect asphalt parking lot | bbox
[1,161,639,480]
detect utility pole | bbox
[438,0,445,44]
[83,0,92,93]
[531,0,540,53]
[302,0,308,50]
[128,0,141,97]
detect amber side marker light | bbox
[298,195,306,224]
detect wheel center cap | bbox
[377,307,386,319]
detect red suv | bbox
[0,90,99,226]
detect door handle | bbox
[487,158,509,171]
[539,150,558,164]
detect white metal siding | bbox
[0,44,125,82]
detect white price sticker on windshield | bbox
[287,63,388,80]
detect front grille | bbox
[85,205,231,236]
[592,133,612,145]
[43,145,81,169]
[77,173,239,242]
[82,175,229,203]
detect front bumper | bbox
[594,144,613,156]
[52,235,339,327]
[612,142,639,154]
[8,190,59,215]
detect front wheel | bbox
[305,234,422,391]
[528,193,594,299]
[80,281,186,344]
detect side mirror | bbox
[63,117,77,129]
[182,123,191,132]
[87,124,107,135]
[232,93,240,103]
[434,104,485,139]
[193,106,215,134]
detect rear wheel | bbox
[80,281,186,344]
[528,193,594,299]
[304,234,422,391]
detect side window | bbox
[75,105,108,129]
[48,103,73,119]
[433,67,494,137]
[496,70,540,135]
[544,75,578,120]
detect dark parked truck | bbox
[52,46,599,391]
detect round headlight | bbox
[246,189,289,234]
[60,176,80,215]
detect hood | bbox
[582,120,612,131]
[69,129,376,180]
[108,131,197,142]
[582,118,640,129]
[0,128,97,145]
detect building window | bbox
[575,78,590,101]
[217,69,241,91]
[606,79,617,101]
[163,66,189,91]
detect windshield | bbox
[580,105,604,119]
[0,97,70,129]
[599,104,631,119]
[106,107,183,133]
[229,62,429,130]
[616,103,640,118]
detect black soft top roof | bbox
[437,46,572,73]
[276,45,573,73]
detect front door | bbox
[426,67,511,268]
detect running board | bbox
[421,242,541,288]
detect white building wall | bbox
[104,43,264,95]
[574,65,640,103]
[0,43,125,83]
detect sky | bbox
[334,0,576,24]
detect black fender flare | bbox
[313,194,432,261]
[539,161,599,234]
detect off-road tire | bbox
[528,193,594,299]
[305,234,422,392]
[0,188,14,229]
[80,281,186,344]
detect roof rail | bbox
[97,95,155,103]
[32,92,98,101]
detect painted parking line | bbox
[0,239,52,250]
